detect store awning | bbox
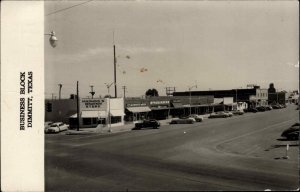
[70,110,106,118]
[172,102,184,108]
[127,106,151,113]
[110,109,125,116]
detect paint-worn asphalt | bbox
[46,105,299,191]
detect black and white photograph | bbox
[1,0,299,191]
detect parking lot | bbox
[46,104,299,191]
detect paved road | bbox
[46,105,299,191]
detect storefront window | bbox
[83,118,92,125]
[111,116,121,124]
[92,118,97,124]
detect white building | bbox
[69,97,125,128]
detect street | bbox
[46,105,299,191]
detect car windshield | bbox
[50,124,58,127]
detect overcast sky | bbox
[45,1,299,99]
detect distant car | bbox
[256,106,266,112]
[44,121,53,133]
[170,118,194,124]
[265,106,273,110]
[244,108,258,113]
[208,112,228,118]
[232,110,244,115]
[134,119,160,129]
[281,123,300,138]
[224,111,233,117]
[189,114,204,122]
[284,131,299,140]
[279,104,287,108]
[46,122,69,133]
[271,104,281,109]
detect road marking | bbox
[215,118,296,152]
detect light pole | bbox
[105,82,114,96]
[89,85,95,98]
[188,85,197,116]
[45,32,83,130]
[58,84,62,100]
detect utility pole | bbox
[58,84,62,100]
[51,93,54,100]
[122,86,127,98]
[112,30,118,98]
[114,44,117,98]
[89,85,95,99]
[76,81,80,131]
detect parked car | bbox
[265,106,273,110]
[170,118,194,124]
[244,108,258,113]
[232,110,244,115]
[189,114,204,122]
[208,112,228,118]
[271,104,281,109]
[224,111,233,117]
[279,104,287,108]
[46,122,69,133]
[256,106,266,112]
[44,121,53,133]
[281,123,300,138]
[134,119,160,129]
[284,131,299,140]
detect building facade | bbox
[173,86,268,108]
[45,97,125,129]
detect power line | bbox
[45,0,94,16]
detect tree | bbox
[145,89,159,97]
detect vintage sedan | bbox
[232,110,244,115]
[134,119,160,129]
[256,106,266,112]
[46,122,69,133]
[189,114,204,122]
[224,111,233,117]
[170,118,194,124]
[244,108,258,113]
[44,121,53,133]
[281,123,299,138]
[284,131,299,140]
[208,112,228,118]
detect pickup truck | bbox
[134,120,160,129]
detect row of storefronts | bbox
[45,95,240,128]
[45,85,287,128]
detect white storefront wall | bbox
[107,98,125,127]
[70,98,125,128]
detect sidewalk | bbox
[65,119,172,135]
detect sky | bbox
[45,1,299,99]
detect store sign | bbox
[126,103,147,107]
[150,100,170,106]
[81,98,106,110]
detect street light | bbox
[188,85,197,115]
[44,31,58,48]
[105,82,114,96]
